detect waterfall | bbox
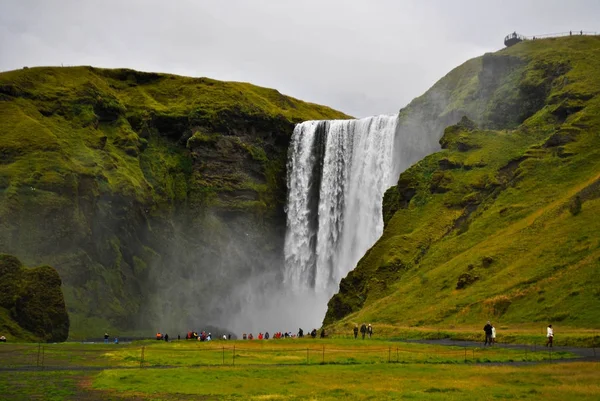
[284,115,399,299]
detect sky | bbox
[1,0,599,117]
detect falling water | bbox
[284,115,399,305]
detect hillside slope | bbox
[0,66,349,338]
[325,36,600,331]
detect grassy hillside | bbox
[325,36,600,333]
[0,66,349,339]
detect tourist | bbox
[0,335,6,343]
[114,337,119,344]
[164,333,169,342]
[298,328,304,338]
[546,325,554,347]
[491,325,496,345]
[156,332,162,341]
[353,324,359,339]
[367,324,373,339]
[104,332,109,344]
[311,329,317,338]
[483,321,493,346]
[258,332,264,340]
[320,328,325,338]
[360,323,367,340]
[265,332,270,340]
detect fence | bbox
[0,341,593,371]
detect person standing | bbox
[104,332,109,344]
[367,324,373,339]
[353,324,359,339]
[491,325,496,345]
[546,325,554,347]
[360,323,367,340]
[483,321,493,346]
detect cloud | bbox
[1,0,598,117]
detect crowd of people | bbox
[241,328,325,340]
[100,321,557,347]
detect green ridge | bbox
[0,66,350,339]
[325,36,600,331]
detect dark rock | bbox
[456,272,479,290]
[0,254,69,342]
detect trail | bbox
[400,338,599,364]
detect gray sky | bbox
[1,0,598,117]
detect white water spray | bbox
[283,115,399,324]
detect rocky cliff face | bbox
[0,66,349,338]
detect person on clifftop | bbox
[367,324,373,339]
[353,324,359,339]
[483,321,493,346]
[360,323,367,340]
[104,333,109,344]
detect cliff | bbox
[0,66,349,338]
[325,36,600,330]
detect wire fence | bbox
[0,341,594,371]
[525,31,599,39]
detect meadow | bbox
[1,337,598,400]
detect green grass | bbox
[0,66,350,339]
[2,362,597,400]
[90,362,600,400]
[0,340,593,400]
[0,339,579,370]
[326,36,600,332]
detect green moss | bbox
[325,36,600,330]
[0,254,69,342]
[0,66,349,338]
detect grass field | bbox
[1,338,596,400]
[0,337,581,370]
[1,359,599,400]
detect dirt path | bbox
[400,338,599,361]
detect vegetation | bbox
[325,36,600,334]
[0,355,598,400]
[0,254,69,342]
[0,66,349,339]
[0,339,591,399]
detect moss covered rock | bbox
[0,254,69,342]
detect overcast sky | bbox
[1,0,598,117]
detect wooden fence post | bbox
[140,346,145,368]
